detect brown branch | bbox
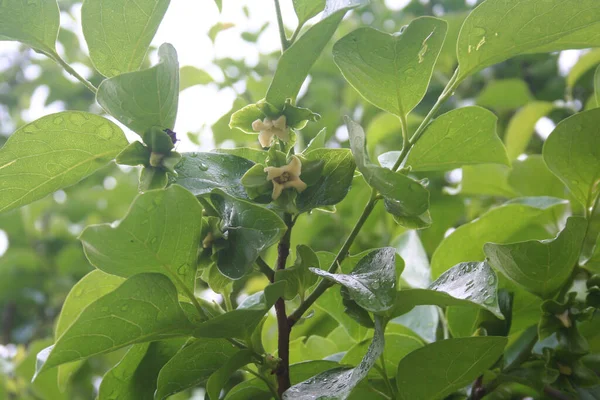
[275,213,293,396]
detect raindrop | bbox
[53,116,64,125]
[198,162,209,171]
[177,264,188,275]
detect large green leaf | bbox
[206,350,255,400]
[97,339,185,400]
[396,337,507,400]
[275,245,320,300]
[155,338,239,400]
[265,0,361,107]
[543,108,600,208]
[310,247,397,313]
[0,111,127,214]
[567,49,600,92]
[282,316,385,400]
[457,0,600,79]
[333,17,447,117]
[210,190,287,279]
[296,149,356,212]
[596,65,600,106]
[392,230,431,288]
[36,273,194,375]
[508,155,567,199]
[406,106,509,171]
[96,43,179,135]
[171,152,255,200]
[459,164,517,198]
[346,117,429,222]
[293,0,326,26]
[391,261,503,319]
[504,102,555,160]
[54,270,125,390]
[484,216,587,298]
[476,79,533,111]
[82,0,170,77]
[431,197,568,278]
[0,0,59,55]
[80,185,203,293]
[194,281,285,339]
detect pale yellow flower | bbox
[252,115,289,147]
[264,155,307,200]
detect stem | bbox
[275,213,294,396]
[288,189,378,326]
[543,386,571,400]
[376,356,396,399]
[273,0,289,51]
[244,368,280,400]
[50,52,97,94]
[256,257,276,282]
[289,22,304,45]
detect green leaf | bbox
[543,108,600,208]
[206,350,255,400]
[484,216,587,298]
[80,185,203,293]
[296,149,356,212]
[229,99,320,134]
[396,337,507,400]
[504,102,555,160]
[567,49,600,92]
[96,43,179,136]
[596,65,600,106]
[172,152,255,200]
[406,106,509,171]
[265,1,361,108]
[210,190,287,279]
[311,247,397,313]
[14,339,68,400]
[82,0,170,77]
[283,316,385,400]
[392,230,430,288]
[508,155,567,199]
[180,66,214,91]
[431,197,568,278]
[290,336,339,364]
[346,117,429,222]
[193,281,285,339]
[315,284,370,342]
[391,261,503,319]
[459,164,517,198]
[341,333,422,377]
[457,0,600,79]
[55,270,125,390]
[304,128,327,153]
[36,273,194,375]
[0,111,127,214]
[333,17,447,118]
[0,0,59,55]
[97,339,185,400]
[275,245,320,300]
[155,338,239,400]
[293,0,326,25]
[476,79,533,110]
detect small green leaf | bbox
[80,185,203,293]
[283,316,386,400]
[543,108,600,208]
[180,66,214,91]
[96,43,179,136]
[485,217,587,298]
[155,338,239,400]
[504,102,555,160]
[457,0,600,79]
[392,230,430,288]
[304,128,327,153]
[595,65,600,106]
[97,339,185,400]
[431,197,568,278]
[396,337,507,400]
[210,190,287,279]
[567,49,600,92]
[265,1,361,108]
[206,350,255,400]
[391,261,503,319]
[346,117,429,222]
[194,281,285,339]
[36,273,194,375]
[293,0,326,25]
[172,152,255,200]
[310,247,397,313]
[476,79,533,110]
[0,112,127,214]
[82,0,170,77]
[296,148,356,212]
[341,333,422,378]
[229,99,319,134]
[333,17,447,118]
[0,0,60,55]
[406,106,509,171]
[54,270,125,390]
[276,245,320,300]
[208,22,234,43]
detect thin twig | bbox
[273,0,289,51]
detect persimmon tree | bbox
[1,0,600,399]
